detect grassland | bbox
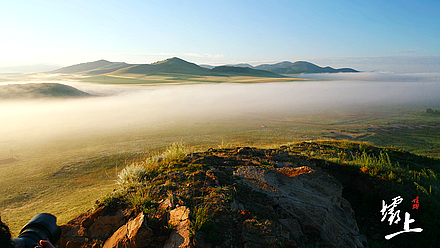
[76,74,304,85]
[0,72,303,86]
[1,101,439,236]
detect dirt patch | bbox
[0,157,19,165]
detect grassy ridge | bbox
[255,61,359,74]
[287,141,439,247]
[121,57,213,76]
[50,57,300,78]
[211,65,285,77]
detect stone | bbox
[103,212,153,248]
[159,198,172,210]
[163,206,192,248]
[87,215,125,239]
[57,204,133,248]
[234,166,366,247]
[278,218,303,240]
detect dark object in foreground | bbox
[11,213,61,248]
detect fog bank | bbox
[299,71,440,82]
[1,75,439,147]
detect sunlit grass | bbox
[287,140,440,199]
[116,142,190,188]
[1,104,440,235]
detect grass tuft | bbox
[116,163,149,187]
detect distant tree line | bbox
[426,108,440,115]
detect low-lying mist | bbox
[1,72,439,235]
[1,73,439,149]
[300,71,440,82]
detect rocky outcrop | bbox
[234,166,366,247]
[163,206,192,248]
[56,146,368,248]
[103,212,154,248]
[58,201,134,248]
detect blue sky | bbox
[0,0,439,72]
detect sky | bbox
[0,0,439,72]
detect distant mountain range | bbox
[254,61,358,74]
[202,61,358,74]
[51,57,358,77]
[51,57,284,78]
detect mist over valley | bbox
[1,63,439,246]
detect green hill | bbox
[50,58,358,78]
[119,57,214,76]
[85,62,132,75]
[254,61,293,70]
[0,83,92,99]
[50,57,288,78]
[226,63,254,68]
[255,61,359,74]
[52,60,115,74]
[211,65,285,77]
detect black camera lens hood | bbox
[19,213,61,244]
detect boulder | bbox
[86,215,126,239]
[103,212,153,248]
[234,166,366,247]
[163,206,192,248]
[57,203,133,248]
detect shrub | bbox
[116,142,190,188]
[116,163,148,187]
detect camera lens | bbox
[12,213,61,248]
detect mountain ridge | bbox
[119,57,214,76]
[51,57,358,77]
[255,61,359,74]
[211,65,284,77]
[52,59,115,74]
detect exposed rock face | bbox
[234,166,366,247]
[163,206,192,248]
[103,212,154,248]
[56,146,368,248]
[58,201,134,248]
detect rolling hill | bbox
[255,61,359,74]
[211,65,285,77]
[85,62,132,75]
[50,57,358,78]
[52,60,115,74]
[50,57,286,78]
[0,83,92,99]
[119,57,213,76]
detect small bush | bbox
[116,142,190,188]
[162,142,190,164]
[192,203,214,231]
[116,163,148,187]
